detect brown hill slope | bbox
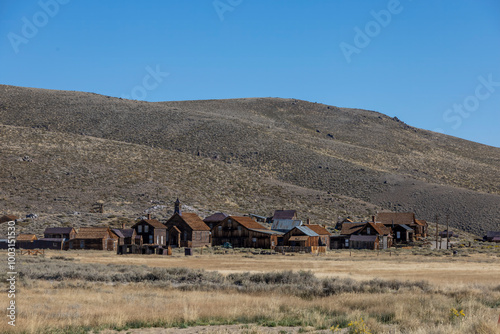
[0,85,499,234]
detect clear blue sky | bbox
[1,0,499,147]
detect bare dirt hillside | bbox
[0,85,499,235]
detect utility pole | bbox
[446,214,449,250]
[435,214,439,250]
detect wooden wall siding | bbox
[211,219,276,249]
[164,214,210,248]
[350,239,379,250]
[318,235,330,248]
[69,238,117,251]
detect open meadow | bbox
[1,248,500,334]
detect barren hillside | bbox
[0,85,499,235]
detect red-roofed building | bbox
[211,216,282,249]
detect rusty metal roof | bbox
[272,210,297,220]
[134,219,167,229]
[375,212,415,225]
[271,219,302,231]
[248,228,284,235]
[304,224,331,236]
[76,227,117,239]
[340,222,366,235]
[17,234,37,241]
[181,213,211,231]
[230,216,268,230]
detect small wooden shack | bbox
[111,228,140,246]
[212,216,282,249]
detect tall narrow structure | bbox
[174,198,181,216]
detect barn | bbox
[211,216,282,249]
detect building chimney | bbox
[306,218,310,225]
[122,223,125,229]
[147,214,151,220]
[372,216,375,222]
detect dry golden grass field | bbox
[1,249,500,334]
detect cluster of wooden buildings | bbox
[3,204,498,253]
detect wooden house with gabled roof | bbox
[375,212,427,239]
[304,224,331,248]
[211,216,282,249]
[69,227,119,251]
[132,214,167,246]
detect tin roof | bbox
[230,216,268,230]
[350,235,378,242]
[248,228,284,235]
[17,234,37,241]
[375,212,415,225]
[271,219,302,231]
[44,227,75,235]
[293,226,319,237]
[272,210,297,220]
[398,224,413,231]
[203,212,228,223]
[305,224,331,236]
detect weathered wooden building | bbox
[164,212,211,248]
[304,224,331,248]
[111,228,140,246]
[43,227,77,240]
[69,227,119,251]
[485,231,500,242]
[350,235,379,250]
[375,212,427,240]
[203,212,228,230]
[339,221,392,249]
[283,226,319,247]
[212,216,282,249]
[132,215,167,246]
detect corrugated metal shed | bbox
[399,224,413,231]
[271,219,302,231]
[248,228,284,235]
